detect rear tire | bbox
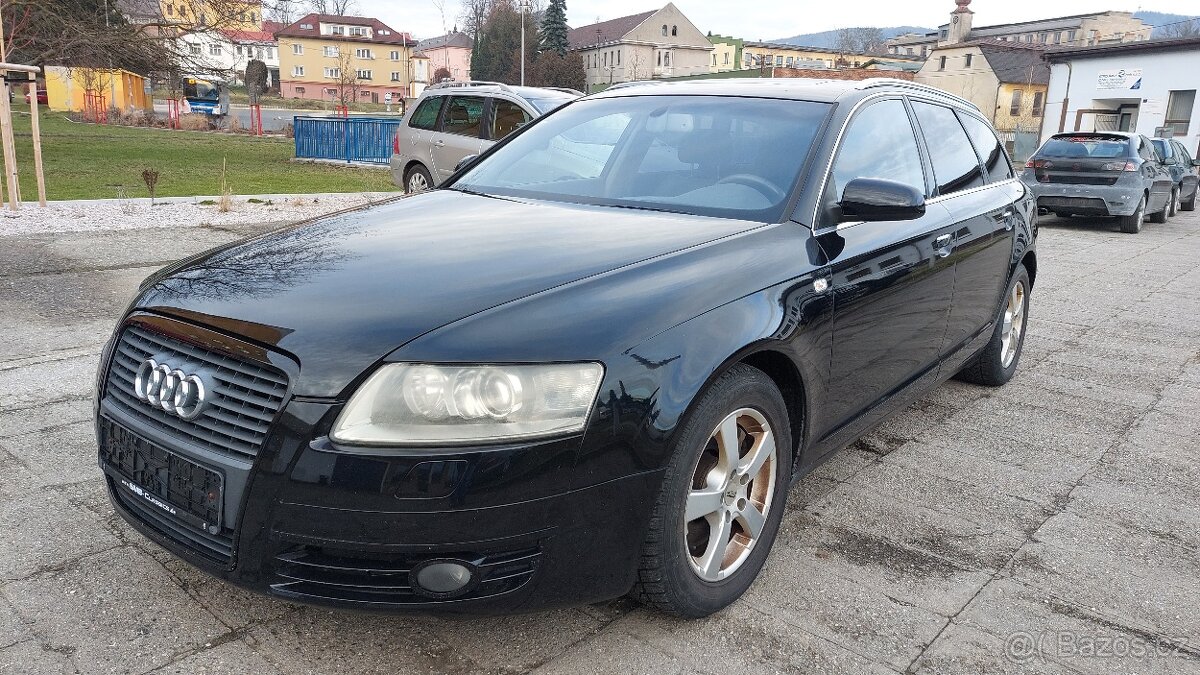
[1119,196,1145,233]
[633,364,791,618]
[956,265,1030,387]
[1168,187,1180,218]
[1149,193,1169,224]
[405,164,433,194]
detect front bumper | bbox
[1023,174,1143,216]
[100,394,662,615]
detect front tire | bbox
[1168,187,1180,218]
[956,265,1030,387]
[633,364,791,618]
[1150,193,1169,224]
[1182,187,1197,212]
[1119,196,1145,233]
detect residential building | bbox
[741,42,859,70]
[567,3,713,90]
[888,2,1151,56]
[177,19,283,85]
[415,32,472,82]
[916,40,1049,155]
[1040,37,1200,156]
[708,34,742,73]
[44,67,151,112]
[275,13,419,102]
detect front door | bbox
[431,95,486,181]
[816,98,957,439]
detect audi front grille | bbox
[104,325,289,462]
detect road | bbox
[151,101,405,132]
[1,209,1199,673]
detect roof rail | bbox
[855,78,979,110]
[542,87,585,96]
[428,80,513,92]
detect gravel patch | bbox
[0,192,400,237]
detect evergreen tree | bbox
[539,0,570,55]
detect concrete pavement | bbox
[1,211,1199,673]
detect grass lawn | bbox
[10,104,400,201]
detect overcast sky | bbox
[357,0,1196,42]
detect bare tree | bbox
[1159,18,1200,39]
[306,0,356,15]
[835,27,886,55]
[334,48,361,105]
[459,0,496,40]
[264,0,300,24]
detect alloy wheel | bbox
[408,172,429,192]
[1000,280,1026,368]
[684,408,777,582]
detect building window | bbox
[906,47,914,55]
[664,52,671,66]
[775,55,783,66]
[209,43,222,56]
[295,86,305,93]
[356,48,373,58]
[292,43,303,55]
[390,50,400,60]
[391,71,401,81]
[964,54,972,67]
[331,26,345,35]
[938,55,946,70]
[671,25,677,36]
[325,88,337,96]
[299,23,313,29]
[617,50,620,65]
[189,43,201,55]
[357,69,372,80]
[785,56,792,66]
[292,65,305,76]
[324,67,341,78]
[724,52,729,64]
[661,24,667,36]
[1010,89,1023,116]
[350,26,366,36]
[1053,32,1062,43]
[1032,91,1044,116]
[1067,30,1077,43]
[1165,90,1196,136]
[324,46,339,57]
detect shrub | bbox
[178,114,212,131]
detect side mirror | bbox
[839,178,926,222]
[1192,159,1200,167]
[455,154,478,172]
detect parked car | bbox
[25,88,47,105]
[96,78,1036,618]
[1151,137,1200,214]
[390,81,580,193]
[1022,131,1174,233]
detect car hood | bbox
[137,190,762,397]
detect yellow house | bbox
[44,67,151,113]
[276,13,419,103]
[157,0,263,31]
[916,40,1049,134]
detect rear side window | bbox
[491,99,530,141]
[1151,139,1171,160]
[830,99,926,203]
[409,96,442,130]
[911,101,985,195]
[958,113,1014,182]
[443,96,486,138]
[1040,135,1131,158]
[1138,138,1155,161]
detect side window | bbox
[443,96,486,137]
[829,99,926,210]
[958,112,1014,182]
[409,96,442,130]
[1137,138,1154,161]
[911,101,986,194]
[491,99,531,141]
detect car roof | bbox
[1050,131,1137,139]
[423,82,580,101]
[587,77,979,110]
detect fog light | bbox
[411,560,476,598]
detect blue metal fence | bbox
[293,116,402,165]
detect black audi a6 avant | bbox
[96,79,1036,617]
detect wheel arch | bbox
[738,349,807,473]
[1020,249,1037,289]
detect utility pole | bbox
[519,0,529,85]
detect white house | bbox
[567,3,713,91]
[1040,36,1200,154]
[178,20,283,87]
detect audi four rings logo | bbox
[133,358,209,420]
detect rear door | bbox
[912,103,1020,362]
[402,95,444,167]
[1174,141,1199,202]
[818,97,958,437]
[1138,136,1173,213]
[430,95,487,181]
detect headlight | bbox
[330,363,604,446]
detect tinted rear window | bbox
[1040,135,1131,158]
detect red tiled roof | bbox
[275,13,415,46]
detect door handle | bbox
[994,210,1013,220]
[933,234,953,257]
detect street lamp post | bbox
[519,0,530,86]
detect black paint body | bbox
[95,80,1037,614]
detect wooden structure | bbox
[0,62,46,208]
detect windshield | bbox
[183,78,220,101]
[452,95,831,221]
[1039,135,1131,159]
